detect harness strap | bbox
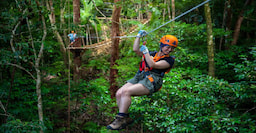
[138,52,174,92]
[139,52,170,73]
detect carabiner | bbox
[142,37,147,45]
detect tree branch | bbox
[26,17,37,61]
[0,101,6,114]
[10,8,28,63]
[5,63,36,80]
[10,21,20,53]
[91,0,107,18]
[36,15,47,66]
[242,106,256,117]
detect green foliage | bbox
[0,76,37,120]
[70,77,115,132]
[82,121,114,133]
[81,0,94,24]
[214,49,236,81]
[82,52,110,78]
[215,46,256,82]
[77,77,111,105]
[1,117,53,133]
[129,67,256,132]
[116,42,140,85]
[0,118,42,133]
[121,0,148,18]
[0,77,53,132]
[229,47,256,81]
[0,49,15,64]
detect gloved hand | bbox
[140,45,149,54]
[136,30,148,38]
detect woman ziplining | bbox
[106,0,212,130]
[106,30,178,130]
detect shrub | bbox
[129,67,256,132]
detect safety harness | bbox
[138,52,174,91]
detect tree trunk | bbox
[139,3,142,20]
[172,0,175,20]
[204,1,215,77]
[73,0,80,24]
[69,0,81,132]
[226,0,232,30]
[163,0,166,21]
[36,12,47,133]
[110,0,121,99]
[231,13,244,45]
[219,1,228,50]
[72,0,82,82]
[231,0,253,45]
[167,0,171,19]
[73,49,82,81]
[224,0,232,49]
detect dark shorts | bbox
[127,71,163,94]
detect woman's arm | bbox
[133,30,148,56]
[144,53,170,69]
[133,37,142,56]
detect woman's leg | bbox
[116,82,134,109]
[119,83,150,113]
[107,83,150,130]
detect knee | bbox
[116,88,130,98]
[120,88,131,97]
[116,90,122,98]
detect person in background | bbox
[68,31,77,46]
[107,30,179,130]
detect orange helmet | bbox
[159,35,178,48]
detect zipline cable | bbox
[147,0,211,34]
[113,0,211,39]
[67,0,211,49]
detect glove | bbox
[136,30,148,38]
[140,45,149,54]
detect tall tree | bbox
[35,14,47,133]
[231,0,254,45]
[204,1,215,77]
[73,0,80,24]
[72,0,82,82]
[110,0,122,98]
[219,1,228,50]
[7,1,47,132]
